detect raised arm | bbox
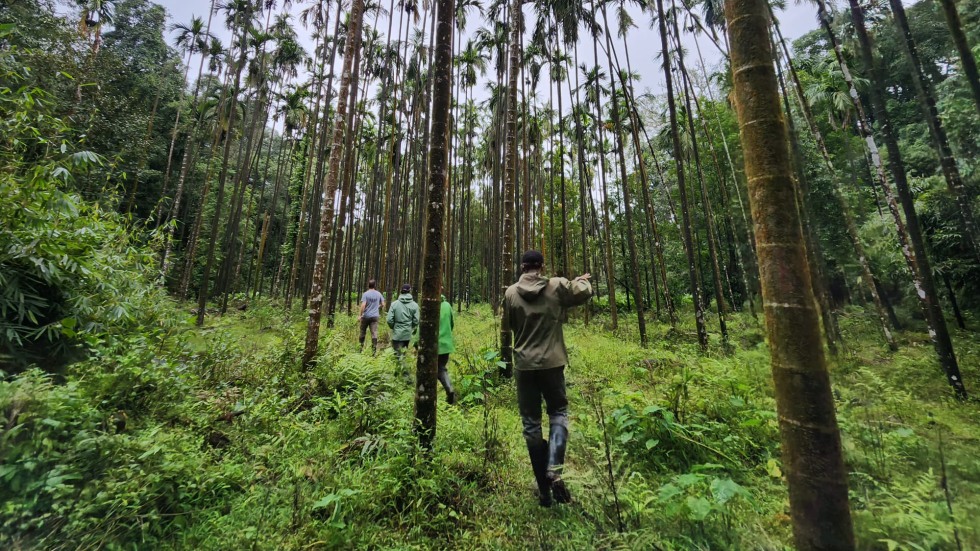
[556,274,593,308]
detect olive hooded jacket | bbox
[502,272,592,371]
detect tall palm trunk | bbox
[155,45,197,220]
[693,38,759,318]
[601,6,646,345]
[818,0,945,357]
[614,38,676,325]
[889,0,980,263]
[656,0,708,349]
[500,0,521,372]
[303,0,367,368]
[724,0,855,546]
[326,48,365,326]
[770,17,897,351]
[588,6,617,328]
[847,0,968,399]
[415,0,455,449]
[774,56,842,355]
[937,0,980,115]
[196,27,250,326]
[671,12,729,345]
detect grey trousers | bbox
[515,366,568,444]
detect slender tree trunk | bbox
[770,38,841,355]
[848,0,968,399]
[671,15,729,345]
[196,34,248,325]
[303,0,366,368]
[326,41,365,326]
[603,7,646,345]
[889,0,980,263]
[724,0,855,547]
[938,0,980,115]
[500,0,521,371]
[770,16,897,351]
[656,0,708,350]
[415,0,454,450]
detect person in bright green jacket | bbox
[387,284,419,378]
[437,292,456,405]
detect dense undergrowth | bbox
[2,298,978,550]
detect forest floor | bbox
[4,301,980,550]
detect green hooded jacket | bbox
[439,295,455,355]
[387,293,419,341]
[502,272,592,371]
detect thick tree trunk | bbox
[724,0,855,547]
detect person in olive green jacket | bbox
[387,284,419,378]
[502,250,592,507]
[437,292,456,405]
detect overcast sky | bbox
[151,0,822,105]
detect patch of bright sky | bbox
[152,0,820,108]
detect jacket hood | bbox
[516,272,548,301]
[398,293,415,303]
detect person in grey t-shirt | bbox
[358,279,386,354]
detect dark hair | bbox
[368,279,377,289]
[521,250,544,273]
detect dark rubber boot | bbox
[438,371,456,404]
[371,338,378,356]
[548,424,571,503]
[526,439,552,507]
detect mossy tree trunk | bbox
[724,0,856,547]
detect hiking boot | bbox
[446,390,456,405]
